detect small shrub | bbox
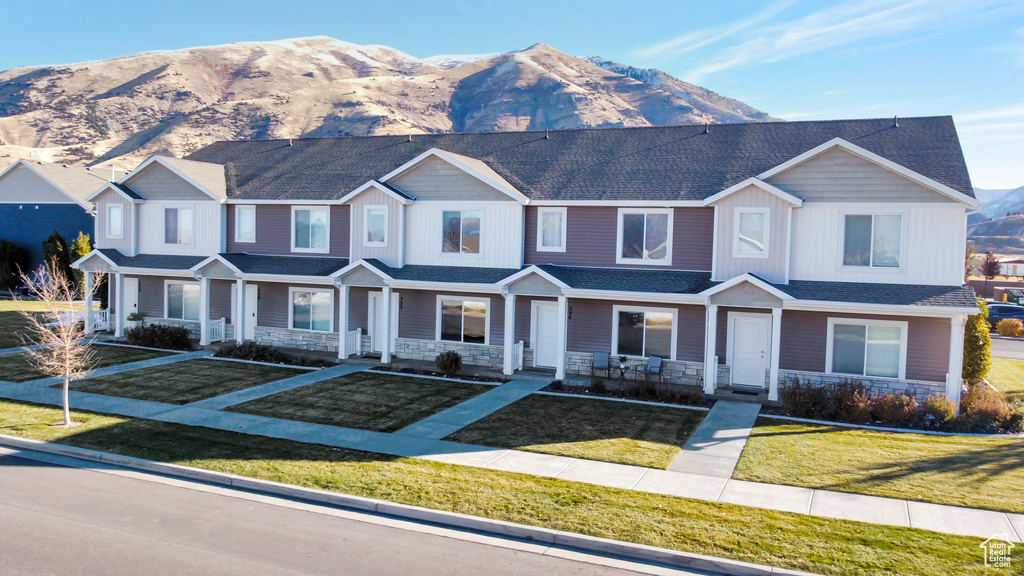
[623,380,658,400]
[997,318,1024,337]
[871,392,919,427]
[779,377,835,420]
[1004,411,1024,434]
[435,350,462,377]
[921,394,957,430]
[591,378,607,394]
[960,383,1013,426]
[126,312,143,321]
[215,341,330,367]
[125,324,193,350]
[833,380,872,423]
[549,379,563,391]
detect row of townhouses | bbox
[69,117,980,405]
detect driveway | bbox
[990,335,1024,360]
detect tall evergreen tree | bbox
[42,230,76,293]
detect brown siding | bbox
[348,287,369,331]
[396,289,505,344]
[256,283,289,328]
[137,276,166,317]
[566,299,704,361]
[209,280,233,321]
[524,206,713,271]
[226,205,350,257]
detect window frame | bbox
[615,208,673,266]
[106,203,124,239]
[732,207,770,259]
[287,287,334,332]
[536,207,567,253]
[435,295,491,345]
[610,304,678,360]
[363,205,388,247]
[825,317,908,380]
[164,280,201,321]
[290,206,331,254]
[234,204,256,244]
[840,212,904,270]
[440,208,484,257]
[163,206,195,246]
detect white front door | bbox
[532,301,560,368]
[369,292,399,354]
[729,314,770,388]
[122,277,139,318]
[244,284,258,340]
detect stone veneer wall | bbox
[394,337,504,367]
[562,351,705,387]
[254,325,339,352]
[778,369,946,402]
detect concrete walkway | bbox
[0,344,48,357]
[187,363,365,410]
[668,401,762,478]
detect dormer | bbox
[88,182,144,256]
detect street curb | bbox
[0,433,821,576]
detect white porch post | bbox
[703,304,718,394]
[503,293,516,376]
[113,272,125,338]
[199,276,210,346]
[947,314,966,407]
[381,286,392,364]
[338,284,350,360]
[235,278,246,343]
[555,295,568,380]
[768,308,783,401]
[83,273,93,336]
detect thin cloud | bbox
[957,102,1024,123]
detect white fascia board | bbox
[328,259,393,281]
[115,267,197,278]
[71,249,117,270]
[338,180,413,205]
[783,299,979,317]
[497,266,571,290]
[388,280,504,293]
[379,148,527,204]
[529,200,706,207]
[239,273,336,285]
[121,156,224,203]
[563,288,707,306]
[699,273,794,301]
[190,254,242,275]
[86,182,142,203]
[758,138,980,209]
[0,160,92,210]
[224,199,345,205]
[703,177,803,206]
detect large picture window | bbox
[537,207,566,252]
[166,282,200,321]
[438,297,488,344]
[292,207,329,253]
[442,209,482,254]
[290,289,332,332]
[107,204,123,239]
[612,306,676,359]
[164,207,194,245]
[235,205,256,243]
[843,214,901,268]
[617,209,672,264]
[734,208,769,258]
[827,319,906,379]
[365,206,387,246]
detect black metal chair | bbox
[637,356,663,384]
[591,352,610,379]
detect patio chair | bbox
[591,352,610,379]
[637,356,663,384]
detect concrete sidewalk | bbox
[0,344,48,357]
[669,401,762,478]
[395,377,550,439]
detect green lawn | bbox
[445,394,705,469]
[229,372,488,433]
[734,417,1024,513]
[988,358,1024,403]
[0,399,995,576]
[0,344,171,383]
[0,300,90,349]
[65,358,303,404]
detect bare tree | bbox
[16,263,94,427]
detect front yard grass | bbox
[64,358,303,404]
[445,394,705,469]
[987,357,1024,403]
[228,372,488,433]
[0,344,171,383]
[0,399,995,576]
[0,300,87,348]
[734,417,1024,513]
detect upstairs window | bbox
[442,209,481,254]
[166,281,200,321]
[365,206,388,246]
[843,214,901,268]
[292,207,329,253]
[164,207,194,245]
[617,209,672,265]
[106,204,123,239]
[537,207,566,252]
[235,205,256,243]
[734,208,769,258]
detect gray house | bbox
[73,117,980,405]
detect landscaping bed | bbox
[229,372,489,432]
[370,364,507,383]
[541,379,715,409]
[445,393,706,469]
[0,344,171,383]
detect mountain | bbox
[976,186,1024,219]
[0,37,775,169]
[968,214,1024,255]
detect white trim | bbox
[725,311,772,388]
[106,204,124,239]
[338,180,414,205]
[190,253,243,276]
[498,265,571,291]
[435,294,491,345]
[87,182,142,203]
[710,205,719,280]
[825,317,908,380]
[732,207,770,259]
[530,200,705,207]
[363,204,388,247]
[368,290,400,355]
[757,138,979,209]
[398,204,406,267]
[615,207,673,266]
[564,288,707,306]
[529,299,560,368]
[287,286,335,332]
[783,299,976,317]
[234,204,256,243]
[391,280,502,293]
[784,205,793,284]
[536,207,567,253]
[162,205,195,246]
[330,259,393,282]
[610,304,678,361]
[238,273,335,286]
[120,155,224,202]
[379,148,527,204]
[839,211,905,272]
[163,279,201,321]
[290,205,331,254]
[699,273,794,301]
[71,249,118,271]
[704,177,803,206]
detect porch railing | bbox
[513,340,524,371]
[346,328,362,357]
[92,309,109,331]
[208,318,226,343]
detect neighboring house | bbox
[0,160,112,274]
[998,258,1024,278]
[73,117,980,405]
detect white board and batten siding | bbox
[711,184,791,284]
[348,186,404,267]
[137,201,225,256]
[404,202,523,268]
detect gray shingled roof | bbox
[220,253,348,276]
[111,182,144,200]
[363,259,519,284]
[539,265,715,294]
[97,249,205,270]
[775,280,978,309]
[185,116,973,202]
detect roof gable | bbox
[382,149,526,203]
[121,156,226,201]
[704,178,802,206]
[0,161,109,208]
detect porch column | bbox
[235,278,246,343]
[337,284,349,359]
[113,272,125,338]
[555,296,567,380]
[502,293,516,376]
[199,276,210,346]
[947,314,966,407]
[703,304,718,394]
[83,273,93,336]
[768,308,783,401]
[381,285,392,364]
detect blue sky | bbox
[4,0,1023,188]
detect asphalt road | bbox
[0,452,708,576]
[991,335,1024,360]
